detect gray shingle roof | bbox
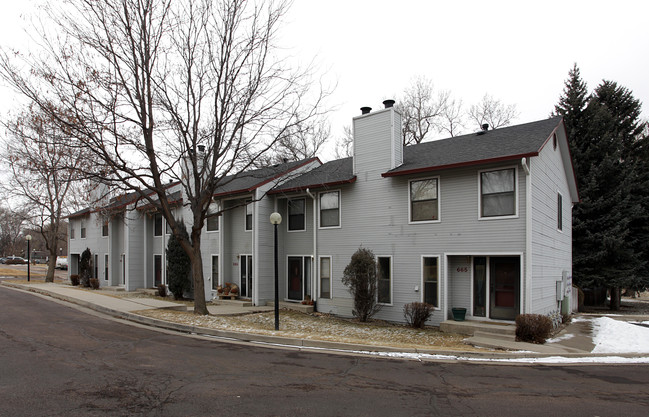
[269,157,355,194]
[213,158,319,196]
[384,117,562,176]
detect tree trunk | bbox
[190,233,209,315]
[609,287,621,311]
[45,254,56,283]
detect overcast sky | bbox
[1,0,647,152]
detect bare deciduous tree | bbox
[333,124,353,159]
[396,76,450,145]
[468,93,519,131]
[0,0,328,313]
[1,104,91,282]
[0,206,29,257]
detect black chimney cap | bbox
[482,123,489,131]
[360,106,372,115]
[198,145,205,152]
[383,99,395,108]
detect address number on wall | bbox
[456,266,469,273]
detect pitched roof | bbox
[212,157,320,197]
[383,117,564,177]
[269,157,355,195]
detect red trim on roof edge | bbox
[381,153,539,177]
[269,177,357,195]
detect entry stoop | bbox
[266,301,314,314]
[439,320,516,337]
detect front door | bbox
[489,257,520,320]
[287,257,303,300]
[154,255,162,287]
[240,255,253,298]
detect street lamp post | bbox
[25,235,32,282]
[269,212,282,331]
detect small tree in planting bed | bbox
[166,223,192,300]
[79,248,92,287]
[342,247,381,322]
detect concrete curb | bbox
[3,281,648,362]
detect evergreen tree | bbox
[166,222,192,300]
[556,67,649,309]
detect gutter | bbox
[306,188,317,303]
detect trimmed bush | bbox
[70,274,80,286]
[89,278,100,290]
[79,248,92,287]
[342,247,381,322]
[166,222,191,300]
[515,314,553,344]
[403,302,434,328]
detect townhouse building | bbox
[68,102,578,325]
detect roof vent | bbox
[383,99,395,108]
[360,106,372,115]
[482,123,489,131]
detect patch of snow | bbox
[546,333,575,343]
[591,317,649,353]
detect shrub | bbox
[166,222,191,300]
[157,284,167,298]
[403,302,434,328]
[561,312,572,324]
[342,247,381,322]
[70,274,80,286]
[79,248,92,287]
[89,278,100,290]
[515,314,553,344]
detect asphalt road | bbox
[1,286,648,417]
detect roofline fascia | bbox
[380,153,539,178]
[212,157,320,198]
[269,177,357,195]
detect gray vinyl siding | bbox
[67,213,110,282]
[110,215,124,286]
[530,137,573,315]
[125,211,145,290]
[221,198,253,293]
[316,154,527,325]
[353,108,398,174]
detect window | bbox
[104,254,109,281]
[557,193,563,231]
[80,221,86,239]
[377,257,391,304]
[211,256,219,290]
[206,203,219,232]
[319,191,340,228]
[288,198,306,231]
[154,213,163,236]
[101,221,109,237]
[480,168,516,218]
[553,133,558,150]
[245,200,253,231]
[422,257,439,307]
[410,178,439,222]
[320,257,331,299]
[70,227,75,239]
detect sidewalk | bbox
[2,280,646,361]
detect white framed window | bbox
[319,256,331,299]
[245,200,253,231]
[288,198,306,231]
[319,191,340,228]
[557,192,563,231]
[80,221,87,239]
[154,213,163,236]
[409,177,440,223]
[211,255,219,290]
[422,256,439,308]
[377,256,392,305]
[101,221,108,237]
[207,202,219,232]
[104,254,109,281]
[70,226,75,240]
[479,167,518,219]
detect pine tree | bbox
[166,222,192,300]
[556,68,649,309]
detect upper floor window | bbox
[319,191,340,228]
[557,192,563,231]
[480,168,516,218]
[410,178,439,222]
[70,227,75,239]
[288,198,305,231]
[154,213,163,236]
[80,221,87,239]
[101,221,108,237]
[245,200,253,231]
[207,203,219,232]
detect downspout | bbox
[306,188,317,303]
[521,157,532,314]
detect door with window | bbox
[287,256,312,301]
[489,257,520,320]
[240,255,253,298]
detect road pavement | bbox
[1,286,649,416]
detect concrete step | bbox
[213,299,253,307]
[440,320,516,336]
[267,301,314,314]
